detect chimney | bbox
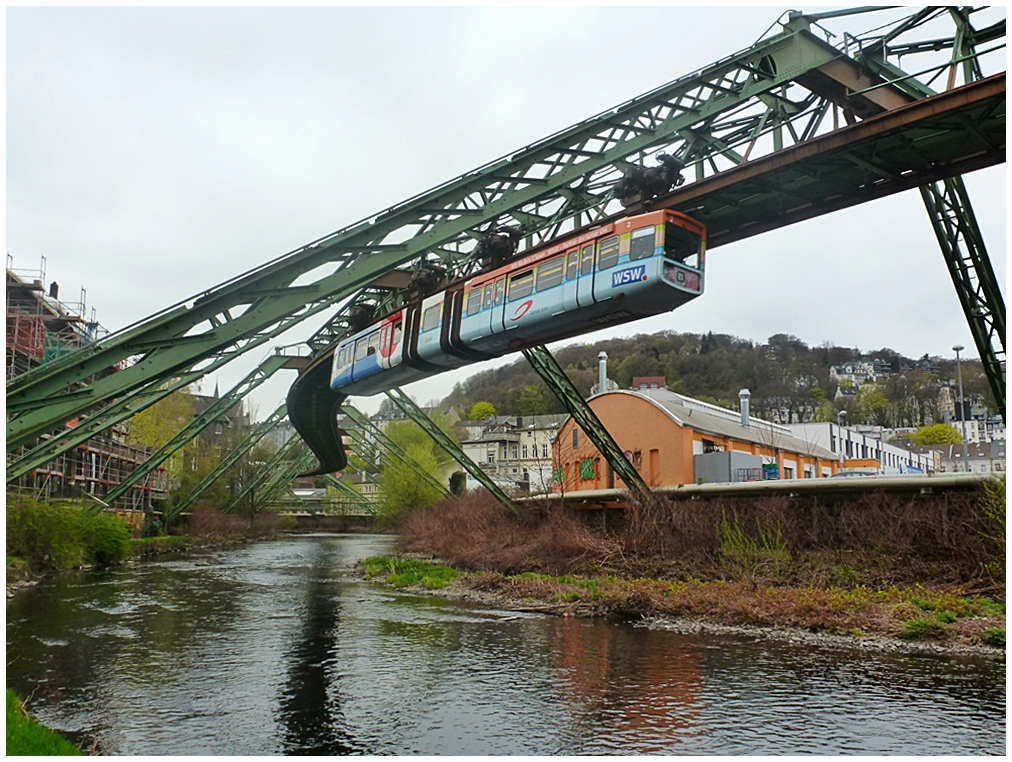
[598,351,608,395]
[49,282,59,299]
[739,388,751,427]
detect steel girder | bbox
[223,433,305,514]
[252,450,319,512]
[920,177,1006,416]
[383,388,520,514]
[96,354,290,509]
[7,18,909,446]
[341,404,452,498]
[323,474,374,509]
[521,346,650,498]
[164,404,288,523]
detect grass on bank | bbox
[6,690,80,756]
[360,555,1005,647]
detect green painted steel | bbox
[341,404,452,498]
[252,450,318,511]
[223,433,304,515]
[384,388,521,514]
[521,346,650,498]
[164,404,288,523]
[921,177,1006,417]
[7,22,871,448]
[95,354,290,509]
[323,473,373,507]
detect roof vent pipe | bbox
[739,388,751,428]
[598,351,608,395]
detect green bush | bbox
[6,496,132,572]
[899,617,946,641]
[981,628,1005,648]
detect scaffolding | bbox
[7,255,167,510]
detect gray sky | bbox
[7,6,1006,418]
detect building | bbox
[457,414,567,493]
[830,362,879,385]
[910,441,1005,475]
[6,259,169,511]
[553,386,838,494]
[785,422,934,474]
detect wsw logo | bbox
[510,299,534,321]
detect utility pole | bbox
[836,410,847,470]
[953,344,970,472]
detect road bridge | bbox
[6,7,1006,513]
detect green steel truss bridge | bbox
[6,7,1006,508]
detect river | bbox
[6,533,1005,755]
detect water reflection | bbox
[5,534,1005,755]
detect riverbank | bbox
[6,689,81,756]
[360,556,1006,658]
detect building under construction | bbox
[6,256,170,511]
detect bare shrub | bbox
[395,485,1005,591]
[189,506,247,540]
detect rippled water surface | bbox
[6,534,1005,755]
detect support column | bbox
[521,346,651,499]
[384,388,520,515]
[920,177,1005,418]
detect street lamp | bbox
[836,410,846,470]
[953,344,970,472]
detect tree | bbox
[469,401,497,420]
[516,384,548,415]
[376,422,447,526]
[130,387,195,450]
[910,423,963,445]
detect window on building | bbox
[487,451,495,464]
[542,443,550,458]
[573,430,579,449]
[784,467,794,479]
[522,445,528,459]
[511,445,519,459]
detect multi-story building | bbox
[829,362,879,385]
[909,441,1005,474]
[785,422,934,474]
[457,414,567,493]
[7,259,169,512]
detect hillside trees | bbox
[910,423,964,445]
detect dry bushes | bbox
[397,486,1005,590]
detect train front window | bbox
[665,223,701,269]
[337,346,350,369]
[536,258,564,291]
[509,270,534,301]
[630,226,655,260]
[466,289,482,316]
[421,306,440,332]
[580,246,594,276]
[597,236,620,269]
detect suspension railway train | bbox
[286,208,706,474]
[331,209,706,396]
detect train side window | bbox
[630,226,655,260]
[508,270,534,301]
[392,322,402,345]
[665,223,701,269]
[466,289,482,316]
[367,331,380,355]
[536,258,564,291]
[565,250,578,280]
[597,235,620,269]
[494,279,505,306]
[580,246,594,276]
[421,306,440,332]
[354,339,368,362]
[482,283,494,310]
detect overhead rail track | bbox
[7,8,1005,484]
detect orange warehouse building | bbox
[554,387,838,493]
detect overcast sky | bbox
[7,6,1006,418]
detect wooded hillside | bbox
[438,331,990,427]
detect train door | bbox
[559,248,580,314]
[490,276,507,334]
[576,242,596,307]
